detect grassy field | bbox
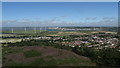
[8,57,94,66]
[2,28,117,38]
[2,46,95,66]
[1,38,22,43]
[2,29,102,35]
[2,30,59,36]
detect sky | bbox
[2,2,118,27]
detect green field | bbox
[3,46,95,66]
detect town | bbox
[1,29,119,50]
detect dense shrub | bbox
[23,50,42,58]
[72,46,120,66]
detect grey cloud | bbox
[85,17,97,20]
[102,17,116,20]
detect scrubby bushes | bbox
[72,46,120,66]
[23,50,42,58]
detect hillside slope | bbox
[3,46,95,66]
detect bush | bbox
[72,46,120,66]
[94,48,120,66]
[23,50,42,58]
